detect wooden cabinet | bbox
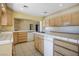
[34,34,39,50]
[62,13,71,26]
[13,32,18,44]
[54,16,63,26]
[7,8,13,25]
[18,32,27,43]
[34,34,44,55]
[42,12,79,27]
[13,32,27,45]
[71,12,79,26]
[54,39,79,56]
[38,35,44,54]
[0,4,13,25]
[49,18,55,26]
[0,4,2,18]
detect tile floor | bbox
[14,41,42,56]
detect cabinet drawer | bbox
[54,45,78,56]
[18,38,27,40]
[18,34,27,36]
[18,40,26,42]
[18,32,27,34]
[54,52,63,56]
[54,40,78,52]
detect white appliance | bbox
[27,32,34,42]
[44,35,54,56]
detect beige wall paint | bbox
[13,12,43,21]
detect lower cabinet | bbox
[34,34,44,55]
[53,39,79,56]
[13,32,27,44]
[0,44,12,56]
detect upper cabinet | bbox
[43,11,79,27]
[49,18,55,26]
[0,4,13,25]
[71,12,79,26]
[62,13,72,26]
[54,16,63,26]
[7,8,13,25]
[0,4,2,18]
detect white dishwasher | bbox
[27,32,34,42]
[44,35,54,56]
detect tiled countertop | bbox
[13,30,35,32]
[34,32,79,44]
[49,32,79,40]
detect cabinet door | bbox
[34,34,39,50]
[1,4,13,25]
[71,12,79,26]
[62,13,71,26]
[49,18,55,26]
[54,16,62,26]
[38,36,44,55]
[40,39,44,54]
[7,9,13,25]
[0,4,1,18]
[18,32,27,43]
[1,4,8,25]
[34,34,44,55]
[1,12,8,25]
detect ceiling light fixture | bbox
[59,4,63,7]
[24,5,28,8]
[43,11,48,14]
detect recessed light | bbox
[43,11,48,14]
[24,5,28,8]
[59,4,63,7]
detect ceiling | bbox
[7,3,78,16]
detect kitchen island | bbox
[34,32,79,56]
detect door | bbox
[35,24,39,32]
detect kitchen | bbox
[0,3,79,56]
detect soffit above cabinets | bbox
[7,3,79,17]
